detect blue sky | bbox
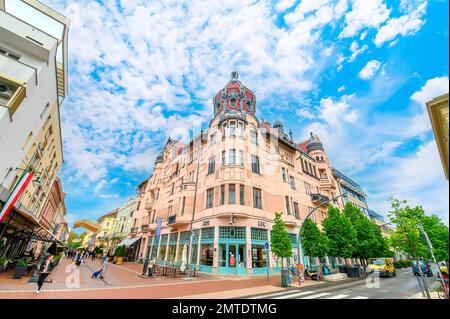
[35,0,449,229]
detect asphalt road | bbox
[242,269,440,299]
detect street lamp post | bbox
[296,193,348,275]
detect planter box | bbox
[12,266,26,279]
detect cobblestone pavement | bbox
[0,257,320,299]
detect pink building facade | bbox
[132,72,345,275]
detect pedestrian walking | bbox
[75,251,83,267]
[35,255,54,294]
[92,258,108,279]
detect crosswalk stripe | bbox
[325,294,349,299]
[247,290,307,299]
[352,296,369,299]
[274,291,316,299]
[299,292,331,299]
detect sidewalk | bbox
[0,257,323,299]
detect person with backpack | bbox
[35,255,54,294]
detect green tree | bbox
[343,203,389,264]
[421,214,449,262]
[322,205,357,264]
[301,218,330,280]
[387,198,430,298]
[270,212,293,270]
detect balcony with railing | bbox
[311,193,330,205]
[167,214,191,227]
[144,200,154,211]
[141,225,149,233]
[130,226,138,234]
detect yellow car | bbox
[367,258,396,278]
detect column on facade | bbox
[246,226,252,273]
[213,226,219,271]
[194,230,201,266]
[174,231,181,263]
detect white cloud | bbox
[359,60,381,79]
[366,140,449,224]
[275,0,297,12]
[339,0,391,38]
[337,85,346,92]
[410,76,449,106]
[374,1,427,47]
[349,40,368,62]
[296,107,316,119]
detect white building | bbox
[0,0,69,208]
[0,0,69,259]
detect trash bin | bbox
[339,266,347,273]
[346,266,361,278]
[281,270,290,287]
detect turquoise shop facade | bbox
[142,216,321,276]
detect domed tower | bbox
[306,132,336,190]
[212,72,257,125]
[306,132,325,154]
[273,120,284,133]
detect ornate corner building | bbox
[131,73,374,275]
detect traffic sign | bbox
[264,242,269,251]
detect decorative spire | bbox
[289,129,293,140]
[230,71,239,81]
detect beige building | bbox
[131,72,353,275]
[426,93,449,180]
[110,197,137,252]
[95,209,118,253]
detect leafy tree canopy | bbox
[388,198,428,259]
[301,218,329,259]
[322,205,357,258]
[270,212,293,258]
[343,203,389,259]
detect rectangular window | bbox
[253,187,262,209]
[239,184,245,205]
[220,185,225,205]
[228,184,236,204]
[222,151,226,167]
[210,133,216,145]
[229,149,236,165]
[180,197,186,216]
[251,155,260,174]
[230,121,236,136]
[208,156,215,174]
[250,130,258,145]
[293,202,300,219]
[304,182,311,195]
[171,183,175,195]
[289,176,296,190]
[239,150,244,166]
[281,167,287,182]
[206,188,214,208]
[285,196,291,215]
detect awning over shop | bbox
[1,198,63,245]
[117,236,142,247]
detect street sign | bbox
[264,242,269,251]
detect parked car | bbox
[367,258,396,278]
[412,260,433,276]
